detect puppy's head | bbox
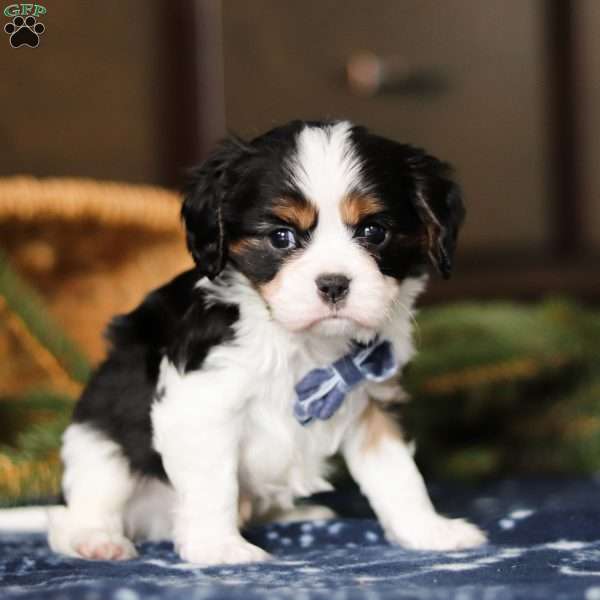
[183,121,464,337]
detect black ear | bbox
[412,164,465,279]
[181,137,251,279]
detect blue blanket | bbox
[2,479,600,599]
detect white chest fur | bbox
[238,346,369,514]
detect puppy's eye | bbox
[269,228,298,250]
[355,223,387,246]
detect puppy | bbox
[46,120,486,564]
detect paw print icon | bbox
[4,15,45,48]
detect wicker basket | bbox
[0,176,192,396]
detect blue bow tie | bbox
[293,338,398,425]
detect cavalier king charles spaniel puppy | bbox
[44,120,486,564]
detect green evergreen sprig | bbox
[0,249,91,383]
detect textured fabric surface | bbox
[2,480,600,599]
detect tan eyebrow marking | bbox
[228,237,261,256]
[272,197,317,231]
[340,193,384,226]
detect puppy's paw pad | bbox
[72,530,137,560]
[178,536,270,566]
[388,516,487,551]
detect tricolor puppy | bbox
[47,120,486,564]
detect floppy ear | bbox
[412,166,465,279]
[181,137,251,279]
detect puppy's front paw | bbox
[72,529,138,560]
[177,535,271,566]
[386,514,487,551]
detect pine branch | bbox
[0,249,91,384]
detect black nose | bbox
[316,274,351,304]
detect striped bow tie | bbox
[293,337,397,425]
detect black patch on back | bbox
[167,300,239,373]
[72,268,239,481]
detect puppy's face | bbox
[182,121,464,337]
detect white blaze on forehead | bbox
[289,122,365,214]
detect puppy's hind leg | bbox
[48,424,138,560]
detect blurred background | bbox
[0,0,599,502]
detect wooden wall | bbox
[222,0,549,257]
[0,1,170,185]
